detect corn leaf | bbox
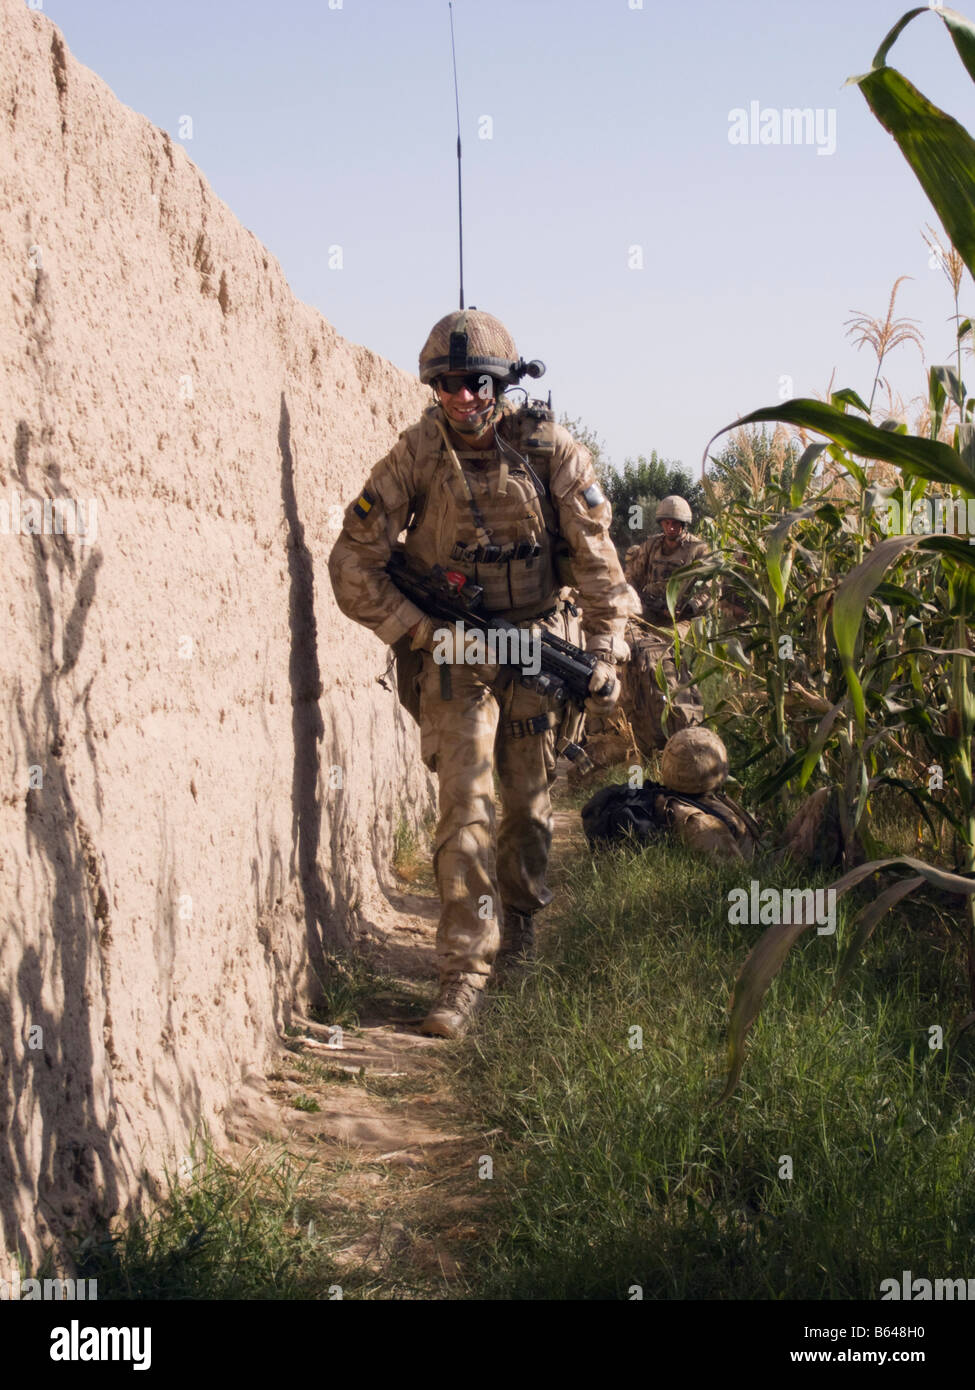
[856,8,973,279]
[919,535,975,570]
[831,535,928,728]
[831,854,975,898]
[831,387,871,415]
[932,364,965,411]
[869,774,962,836]
[720,916,818,1103]
[832,875,925,995]
[705,401,975,491]
[834,446,869,490]
[872,580,935,608]
[716,636,753,672]
[752,748,808,803]
[871,6,930,68]
[790,443,827,508]
[882,644,975,659]
[855,65,975,282]
[764,505,821,613]
[871,5,975,85]
[799,704,845,789]
[852,755,871,834]
[721,856,975,1099]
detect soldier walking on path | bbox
[622,495,712,758]
[328,309,636,1039]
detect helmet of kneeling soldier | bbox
[661,728,729,794]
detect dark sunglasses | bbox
[436,372,496,397]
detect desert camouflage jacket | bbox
[624,530,711,621]
[328,401,637,647]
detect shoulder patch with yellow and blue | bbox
[352,488,376,520]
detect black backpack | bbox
[581,782,752,848]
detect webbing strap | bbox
[508,712,559,739]
[667,790,747,836]
[433,414,494,550]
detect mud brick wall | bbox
[0,0,432,1265]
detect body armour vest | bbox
[403,401,562,621]
[629,532,709,619]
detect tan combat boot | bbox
[494,910,536,981]
[419,974,484,1039]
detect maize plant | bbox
[692,5,975,1096]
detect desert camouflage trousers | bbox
[621,618,704,760]
[416,610,579,982]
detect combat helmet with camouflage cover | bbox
[418,309,519,385]
[661,727,729,794]
[656,495,693,524]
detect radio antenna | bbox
[449,2,464,309]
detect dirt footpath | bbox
[220,777,587,1298]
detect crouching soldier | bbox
[582,728,760,861]
[622,496,711,757]
[328,309,636,1038]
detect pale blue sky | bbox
[41,0,975,474]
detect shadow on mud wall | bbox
[1,420,123,1262]
[279,393,351,998]
[147,800,205,1141]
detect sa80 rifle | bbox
[386,550,612,766]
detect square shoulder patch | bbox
[582,483,605,509]
[352,489,376,520]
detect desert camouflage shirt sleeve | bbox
[327,431,427,647]
[548,427,639,642]
[624,540,652,594]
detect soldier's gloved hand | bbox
[408,617,436,653]
[586,660,620,716]
[408,616,469,662]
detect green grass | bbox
[71,1141,360,1300]
[63,791,975,1302]
[289,1055,356,1085]
[311,953,389,1029]
[292,1094,321,1113]
[453,836,975,1300]
[392,811,437,890]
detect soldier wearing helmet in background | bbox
[621,495,712,758]
[328,309,636,1039]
